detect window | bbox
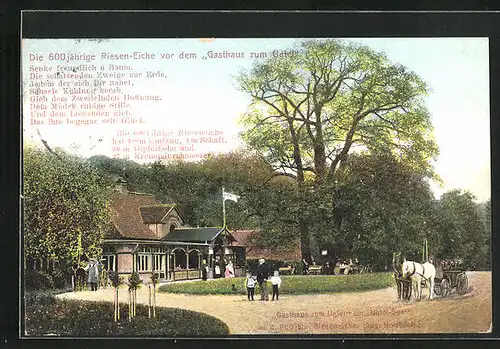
[188,250,200,269]
[172,249,187,269]
[153,254,164,271]
[102,254,116,271]
[137,254,149,271]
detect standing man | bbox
[86,258,99,291]
[202,259,208,281]
[214,257,222,279]
[257,258,270,301]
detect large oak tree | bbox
[237,39,439,261]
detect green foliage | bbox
[434,190,489,269]
[128,272,142,290]
[236,39,440,260]
[108,270,122,288]
[320,153,437,269]
[478,199,492,270]
[87,155,153,194]
[23,145,112,269]
[24,294,230,336]
[25,270,54,290]
[50,269,71,289]
[237,39,438,181]
[151,272,160,286]
[159,273,393,295]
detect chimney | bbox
[115,177,128,195]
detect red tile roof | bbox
[139,204,175,224]
[230,230,302,261]
[107,192,161,240]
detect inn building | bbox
[101,179,246,282]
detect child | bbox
[245,273,256,301]
[270,270,282,301]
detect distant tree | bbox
[435,190,485,268]
[480,199,492,270]
[87,155,152,193]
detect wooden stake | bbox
[148,285,151,318]
[117,287,120,320]
[114,288,117,322]
[153,285,156,318]
[128,290,132,321]
[133,288,137,317]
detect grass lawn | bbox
[159,272,394,295]
[24,292,230,336]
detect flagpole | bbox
[222,187,226,229]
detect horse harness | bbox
[408,261,427,279]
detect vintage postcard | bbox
[21,36,492,336]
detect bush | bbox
[25,270,54,290]
[24,294,230,336]
[159,272,394,295]
[51,269,71,289]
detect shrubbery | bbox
[159,272,394,295]
[25,270,55,290]
[51,269,71,289]
[24,294,230,336]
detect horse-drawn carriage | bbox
[393,244,470,301]
[432,259,469,297]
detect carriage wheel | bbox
[457,273,469,295]
[434,280,442,296]
[440,278,450,297]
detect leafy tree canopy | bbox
[24,145,112,267]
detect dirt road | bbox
[57,271,491,334]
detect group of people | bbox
[440,258,464,269]
[201,259,236,281]
[245,258,282,301]
[74,258,102,291]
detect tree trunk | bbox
[312,110,327,188]
[288,119,312,263]
[299,217,311,262]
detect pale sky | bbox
[22,38,490,202]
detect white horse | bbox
[402,259,436,301]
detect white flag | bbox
[223,191,240,203]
